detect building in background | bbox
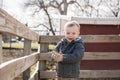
[60,16,120,35]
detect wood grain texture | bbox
[0,52,39,80]
[39,35,120,43]
[39,44,49,71]
[0,9,39,41]
[0,34,2,64]
[0,16,5,25]
[39,52,120,60]
[40,70,120,78]
[71,17,120,25]
[23,39,31,80]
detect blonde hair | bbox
[64,21,80,30]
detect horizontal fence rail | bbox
[0,9,39,41]
[40,70,120,79]
[0,9,40,80]
[0,52,39,80]
[1,8,120,80]
[39,52,120,61]
[71,17,120,25]
[39,35,120,79]
[39,35,120,43]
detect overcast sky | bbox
[2,0,25,15]
[2,0,37,26]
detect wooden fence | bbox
[0,8,120,80]
[38,35,120,79]
[0,8,39,80]
[38,17,120,79]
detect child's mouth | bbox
[68,38,73,40]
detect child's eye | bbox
[67,32,70,34]
[72,33,75,35]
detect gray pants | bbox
[56,77,79,80]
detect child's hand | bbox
[54,54,63,62]
[52,51,63,62]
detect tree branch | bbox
[30,23,50,30]
[32,8,41,16]
[68,0,76,4]
[37,24,50,30]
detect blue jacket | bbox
[55,37,84,78]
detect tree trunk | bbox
[43,8,55,35]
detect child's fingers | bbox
[55,55,63,62]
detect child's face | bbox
[64,26,80,42]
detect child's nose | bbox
[69,34,73,36]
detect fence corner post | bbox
[23,39,31,80]
[38,43,49,80]
[0,33,3,64]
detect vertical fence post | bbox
[38,43,49,80]
[23,39,31,80]
[0,2,3,63]
[0,33,3,64]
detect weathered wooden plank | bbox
[0,16,5,25]
[80,70,120,78]
[39,43,49,80]
[83,52,120,60]
[40,70,120,78]
[23,39,31,56]
[23,39,31,80]
[0,8,39,41]
[71,17,120,25]
[40,71,56,79]
[0,52,39,80]
[0,33,2,64]
[39,52,120,61]
[39,53,51,61]
[82,35,120,43]
[39,35,120,43]
[39,44,49,70]
[39,36,63,44]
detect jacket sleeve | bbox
[61,42,84,64]
[50,41,61,61]
[54,41,61,52]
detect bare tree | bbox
[25,0,55,35]
[24,0,119,35]
[74,0,103,17]
[48,0,77,15]
[24,0,79,35]
[104,0,120,17]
